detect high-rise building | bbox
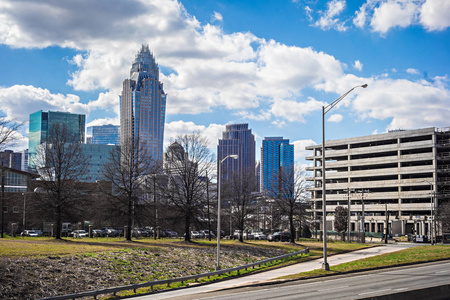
[0,150,22,171]
[86,124,120,145]
[120,45,167,164]
[217,124,256,184]
[28,110,85,169]
[261,137,294,194]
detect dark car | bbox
[92,229,105,237]
[268,231,292,242]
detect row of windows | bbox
[3,206,20,213]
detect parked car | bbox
[31,229,43,236]
[233,230,242,239]
[268,231,292,242]
[253,232,266,240]
[200,230,215,238]
[21,230,38,237]
[92,229,105,237]
[164,230,178,238]
[70,230,88,238]
[103,228,118,237]
[191,231,201,238]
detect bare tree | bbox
[32,123,88,239]
[101,137,158,241]
[334,205,348,241]
[437,201,450,234]
[161,134,215,241]
[223,168,258,242]
[0,116,23,151]
[269,165,309,243]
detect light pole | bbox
[421,180,434,245]
[321,84,368,270]
[217,154,238,270]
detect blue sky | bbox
[0,0,449,163]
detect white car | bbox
[71,230,88,238]
[253,232,266,240]
[21,230,38,237]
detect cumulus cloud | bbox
[271,97,326,123]
[353,60,363,71]
[212,11,223,22]
[292,139,317,161]
[407,68,420,75]
[327,113,344,123]
[313,0,348,31]
[353,0,450,34]
[420,0,450,31]
[0,85,90,122]
[352,76,450,130]
[164,120,225,150]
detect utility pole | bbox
[206,170,211,241]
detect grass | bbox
[279,244,450,280]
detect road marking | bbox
[358,288,392,296]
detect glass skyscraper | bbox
[28,110,85,169]
[261,137,294,194]
[86,124,120,145]
[217,123,256,185]
[120,45,167,165]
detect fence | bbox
[41,247,309,300]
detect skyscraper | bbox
[261,137,294,194]
[217,123,256,184]
[28,110,85,169]
[120,45,167,164]
[86,124,120,145]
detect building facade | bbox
[120,45,167,165]
[86,124,120,145]
[0,150,22,171]
[80,144,115,182]
[261,137,294,194]
[28,110,85,169]
[217,124,256,185]
[306,127,450,237]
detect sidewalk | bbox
[134,243,418,300]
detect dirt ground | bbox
[0,242,287,300]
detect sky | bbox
[0,0,449,164]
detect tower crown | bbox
[130,44,159,80]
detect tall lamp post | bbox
[217,154,238,270]
[421,180,434,245]
[321,84,368,270]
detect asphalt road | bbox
[133,243,425,300]
[186,261,450,300]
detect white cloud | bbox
[353,0,450,34]
[292,139,317,161]
[0,85,90,122]
[327,113,344,123]
[86,118,120,128]
[212,11,223,22]
[352,76,450,130]
[353,60,363,71]
[406,68,420,75]
[164,120,225,150]
[271,97,326,123]
[420,0,450,31]
[313,0,348,32]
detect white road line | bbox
[358,288,392,296]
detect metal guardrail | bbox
[40,247,309,300]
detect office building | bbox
[80,144,115,182]
[217,124,256,185]
[86,124,120,145]
[0,150,22,171]
[261,137,294,194]
[120,44,167,165]
[28,110,85,169]
[305,127,450,237]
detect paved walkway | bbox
[134,243,420,300]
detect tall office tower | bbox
[86,124,120,145]
[261,137,294,194]
[20,149,28,172]
[217,124,256,185]
[28,110,85,169]
[120,45,167,165]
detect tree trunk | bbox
[55,205,62,239]
[184,212,190,242]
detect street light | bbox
[421,180,434,245]
[217,154,238,270]
[321,84,368,270]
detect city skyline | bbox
[0,0,449,164]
